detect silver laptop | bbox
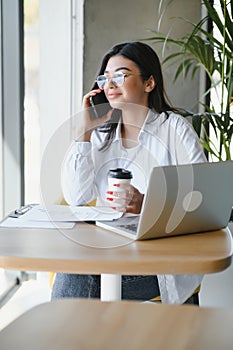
[96,161,233,240]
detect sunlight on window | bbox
[24,0,40,203]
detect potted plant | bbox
[144,0,233,161]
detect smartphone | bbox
[90,91,112,119]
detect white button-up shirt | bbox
[62,110,207,304]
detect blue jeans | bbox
[51,273,160,301]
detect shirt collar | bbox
[138,109,160,141]
[113,109,160,143]
[115,120,122,141]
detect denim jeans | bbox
[51,273,160,301]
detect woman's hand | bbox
[106,184,144,214]
[76,89,112,142]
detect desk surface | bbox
[0,223,232,275]
[0,298,233,350]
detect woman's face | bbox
[103,55,150,109]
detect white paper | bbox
[0,217,75,229]
[14,205,123,222]
[5,205,122,224]
[0,205,123,229]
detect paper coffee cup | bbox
[107,168,133,209]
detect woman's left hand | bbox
[106,184,144,214]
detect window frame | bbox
[0,0,24,217]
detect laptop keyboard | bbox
[97,215,139,236]
[118,223,138,233]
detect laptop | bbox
[96,161,233,240]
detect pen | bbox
[15,205,32,215]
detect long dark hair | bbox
[91,41,175,150]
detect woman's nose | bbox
[105,77,117,88]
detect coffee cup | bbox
[107,168,133,210]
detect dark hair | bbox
[91,41,175,150]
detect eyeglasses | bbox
[96,71,142,90]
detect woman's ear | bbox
[144,75,156,92]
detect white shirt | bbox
[62,110,207,304]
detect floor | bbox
[0,223,232,332]
[0,271,51,331]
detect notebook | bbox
[96,161,233,240]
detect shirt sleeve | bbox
[61,141,98,206]
[174,117,207,164]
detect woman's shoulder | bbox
[168,112,198,136]
[162,110,190,123]
[147,110,193,130]
[157,111,196,134]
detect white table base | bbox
[101,274,122,301]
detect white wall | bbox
[39,0,72,154]
[39,0,83,204]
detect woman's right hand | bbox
[76,89,112,142]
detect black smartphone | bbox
[90,91,112,119]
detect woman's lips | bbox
[107,93,122,99]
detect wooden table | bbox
[0,223,232,300]
[0,298,233,350]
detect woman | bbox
[52,42,206,304]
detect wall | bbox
[39,0,72,153]
[83,0,202,111]
[39,0,73,204]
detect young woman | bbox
[52,42,206,304]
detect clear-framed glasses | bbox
[96,71,141,90]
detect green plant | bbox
[145,0,233,161]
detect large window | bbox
[24,0,40,204]
[1,0,85,217]
[0,0,24,218]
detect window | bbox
[0,0,24,218]
[24,0,40,204]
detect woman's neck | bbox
[121,124,140,148]
[120,107,148,148]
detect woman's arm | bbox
[62,89,113,205]
[61,141,98,206]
